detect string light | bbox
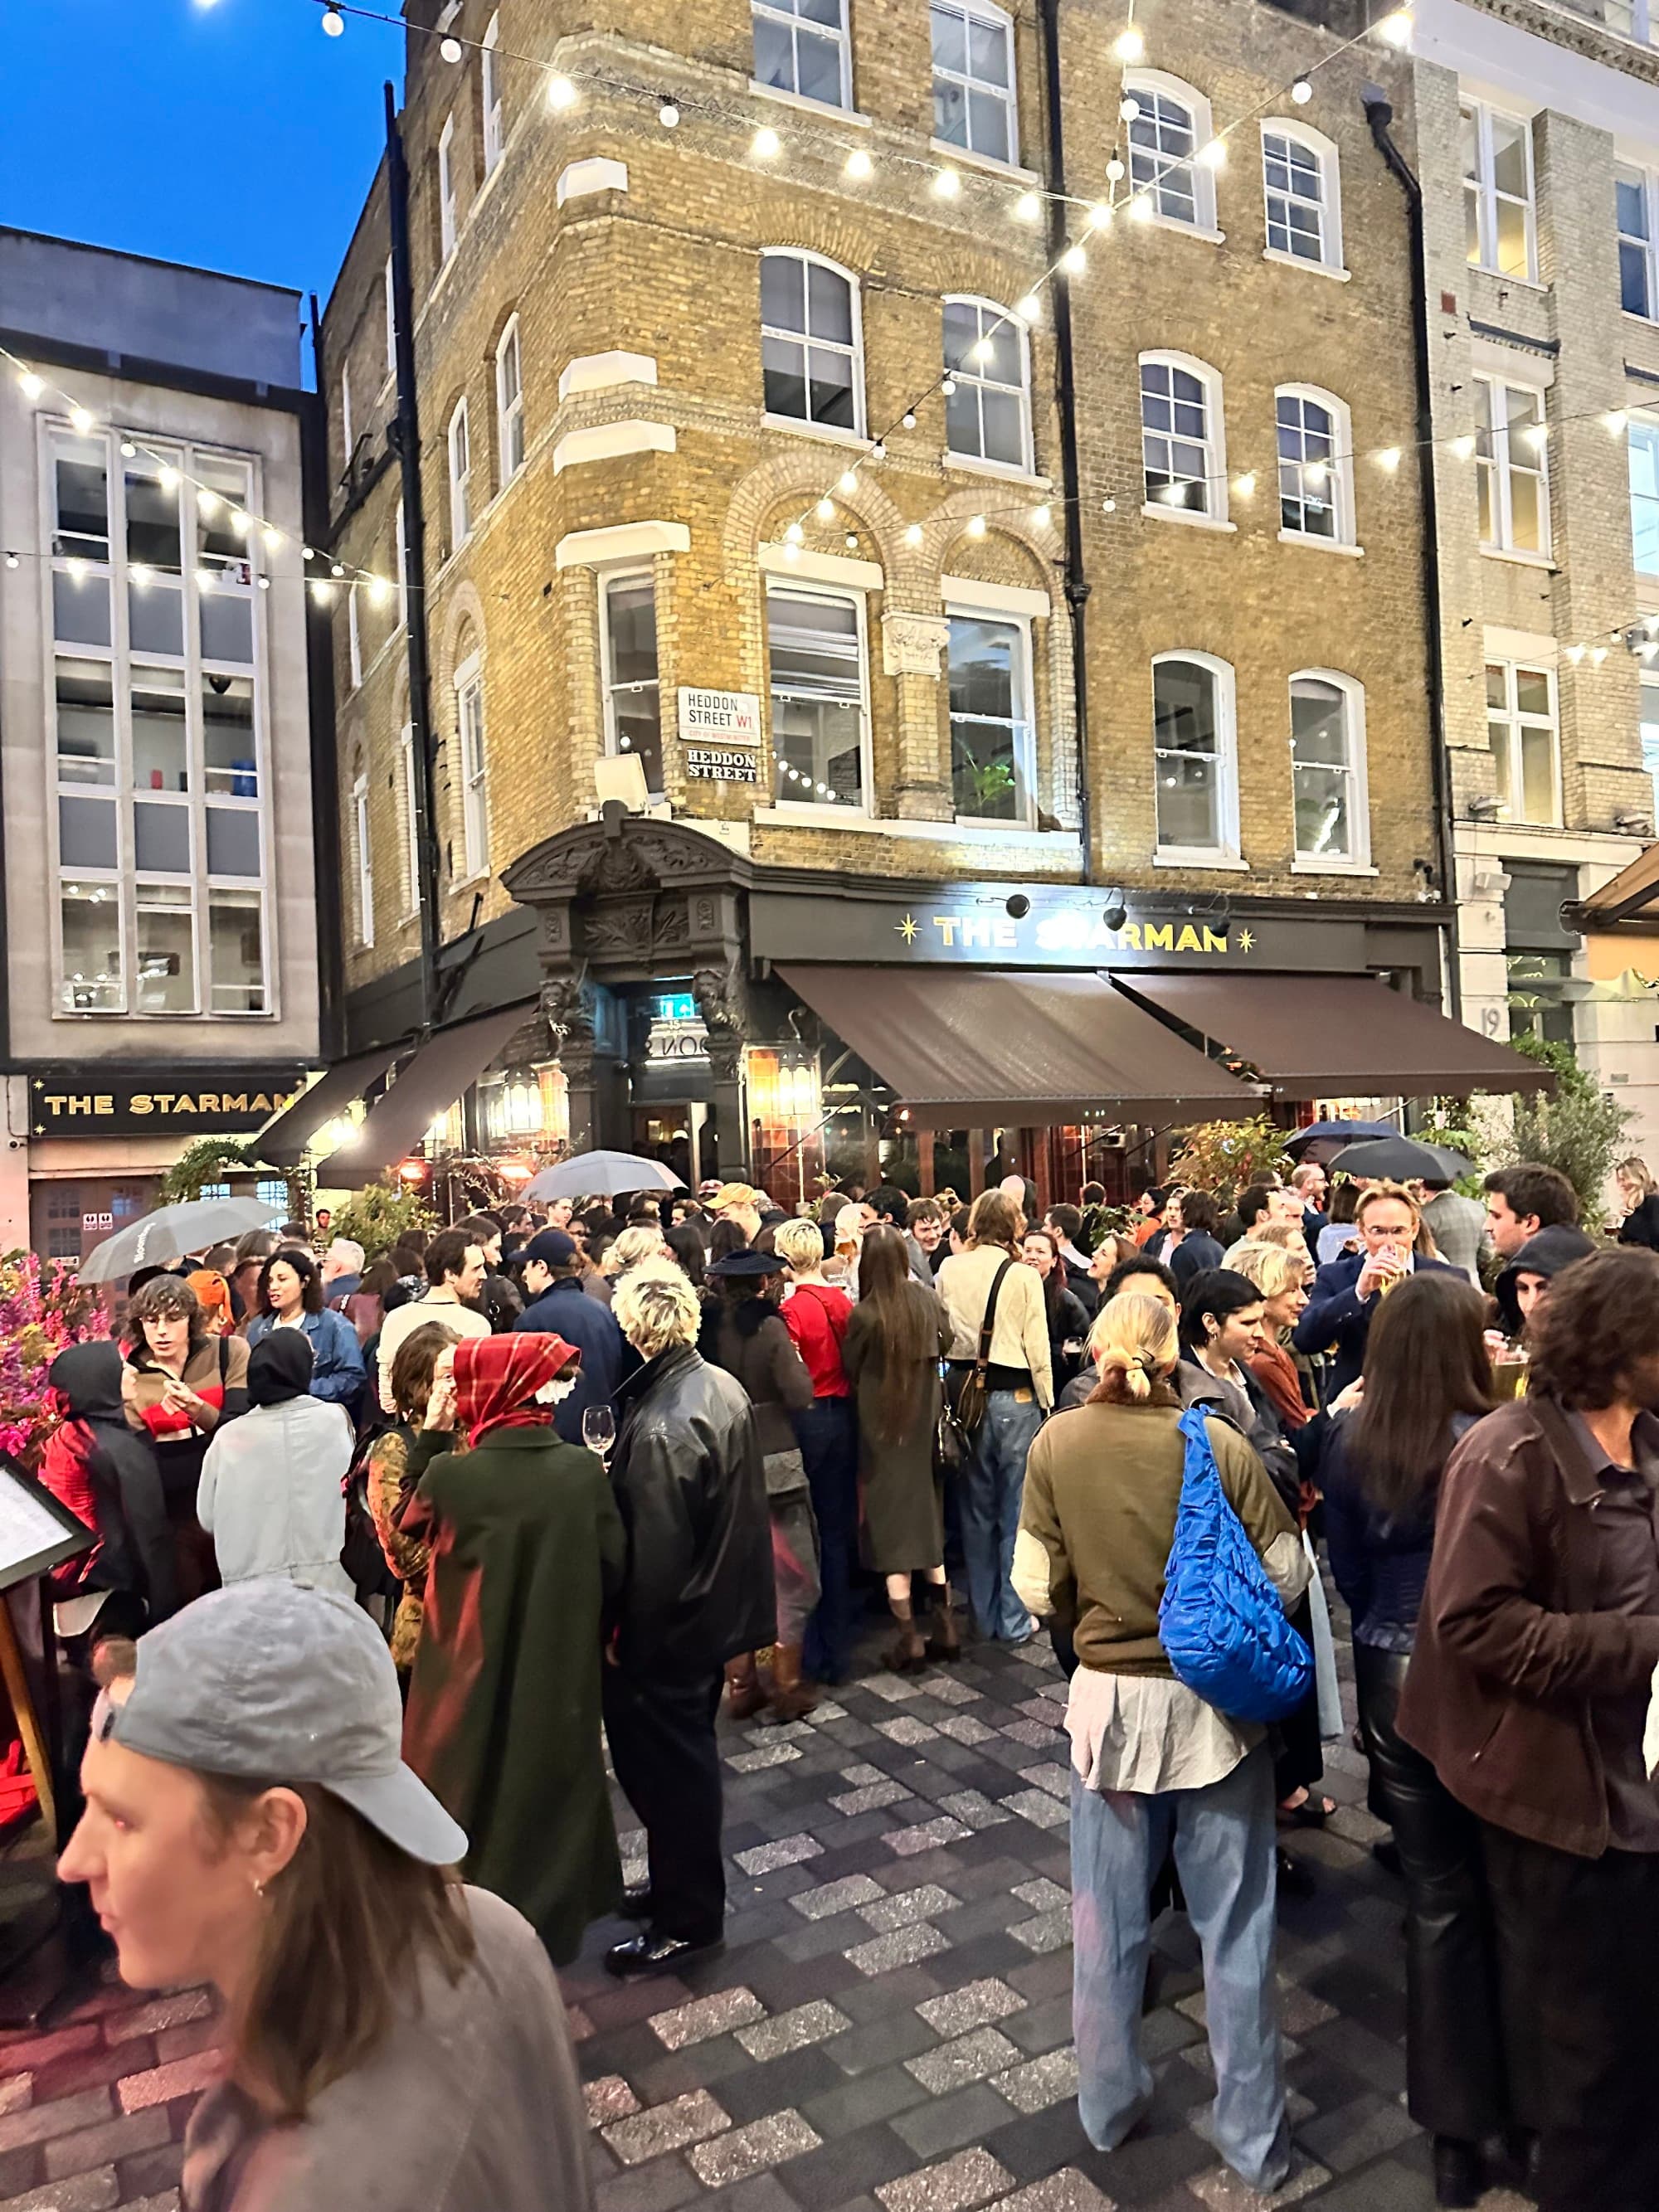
[1128,195,1153,223]
[784,521,805,544]
[1017,293,1043,321]
[1120,96,1141,120]
[68,406,93,435]
[1375,447,1401,471]
[1087,202,1113,230]
[1061,243,1087,275]
[1113,24,1146,61]
[1566,644,1587,663]
[546,74,577,109]
[1605,410,1629,435]
[1197,139,1227,168]
[264,526,283,552]
[1292,75,1313,103]
[440,34,463,61]
[838,468,859,493]
[815,496,835,521]
[752,125,781,159]
[1107,157,1126,182]
[320,4,345,33]
[966,514,986,537]
[933,167,961,198]
[1014,192,1042,221]
[311,577,335,602]
[902,411,917,429]
[1233,472,1257,498]
[1376,8,1413,43]
[119,440,137,459]
[17,371,43,401]
[658,99,680,127]
[1451,435,1476,460]
[367,576,391,605]
[844,148,873,181]
[1032,503,1052,527]
[904,523,923,546]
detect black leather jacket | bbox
[610,1345,775,1678]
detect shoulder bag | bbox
[952,1256,1016,1441]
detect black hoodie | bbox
[1493,1224,1598,1336]
[41,1343,178,1620]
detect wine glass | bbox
[582,1406,617,1465]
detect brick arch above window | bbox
[723,449,908,583]
[435,580,489,703]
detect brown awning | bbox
[776,965,1261,1125]
[1569,843,1659,930]
[313,1006,531,1184]
[252,1046,405,1168]
[1117,973,1553,1099]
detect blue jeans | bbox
[1070,1745,1288,2194]
[796,1396,858,1682]
[960,1389,1043,1640]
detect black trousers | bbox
[601,1665,726,1941]
[1353,1644,1511,2143]
[1481,1821,1659,2212]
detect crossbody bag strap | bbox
[975,1257,1016,1378]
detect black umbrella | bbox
[1326,1135,1474,1183]
[1283,1119,1399,1165]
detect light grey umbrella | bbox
[76,1196,287,1285]
[523,1151,684,1202]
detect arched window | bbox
[481,15,504,174]
[943,298,1033,471]
[1290,670,1370,866]
[1152,653,1238,858]
[453,648,489,879]
[1141,352,1226,521]
[1260,122,1343,271]
[1276,386,1355,546]
[350,755,373,948]
[446,396,472,548]
[760,252,864,435]
[1123,71,1216,232]
[495,316,523,481]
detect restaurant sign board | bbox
[30,1069,305,1138]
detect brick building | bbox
[294,0,1542,1203]
[1412,0,1659,1155]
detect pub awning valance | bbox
[313,1006,533,1184]
[253,1046,405,1169]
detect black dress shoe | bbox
[605,1928,724,1978]
[618,1883,653,1921]
[1433,2137,1481,2209]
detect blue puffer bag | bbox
[1159,1403,1313,1724]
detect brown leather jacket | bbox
[1398,1394,1659,1858]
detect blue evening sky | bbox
[2,0,397,373]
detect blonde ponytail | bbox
[1085,1292,1179,1406]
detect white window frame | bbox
[394,496,409,631]
[1151,649,1240,863]
[438,115,459,265]
[447,397,472,548]
[352,769,374,947]
[482,15,504,174]
[751,0,852,111]
[1289,668,1371,871]
[760,250,867,440]
[930,0,1019,168]
[1632,412,1659,576]
[1642,670,1659,824]
[1275,384,1356,549]
[944,594,1037,829]
[398,719,421,917]
[941,296,1034,474]
[347,581,362,691]
[455,651,489,879]
[495,316,524,481]
[1123,70,1217,236]
[1462,99,1537,281]
[1259,120,1344,273]
[1140,350,1228,524]
[765,581,873,818]
[1486,659,1561,826]
[599,568,665,800]
[383,256,396,382]
[1476,375,1550,560]
[340,362,354,477]
[47,422,274,1022]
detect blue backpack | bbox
[1159,1403,1313,1724]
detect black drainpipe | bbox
[1037,0,1092,884]
[304,293,345,1063]
[1364,85,1461,1016]
[384,80,441,1033]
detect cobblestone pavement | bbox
[0,1623,1535,2212]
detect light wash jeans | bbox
[1070,1744,1289,2194]
[960,1390,1044,1640]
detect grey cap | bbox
[108,1581,468,1866]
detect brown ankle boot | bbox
[724,1652,769,1720]
[885,1602,927,1674]
[925,1586,961,1662]
[767,1644,820,1721]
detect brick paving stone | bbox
[734,1835,823,1876]
[0,2088,114,2155]
[992,2173,1116,2212]
[1009,1908,1073,1955]
[876,2146,1015,2212]
[115,2054,221,2115]
[839,1763,887,1787]
[885,1818,971,1858]
[791,1874,886,1920]
[728,1743,804,1773]
[917,1676,980,1705]
[0,2173,120,2212]
[747,1721,816,1746]
[917,1980,1027,2036]
[904,2026,1023,2096]
[43,2109,170,2184]
[649,1987,766,2049]
[848,1924,952,1976]
[1014,1700,1063,1726]
[937,1790,1014,1829]
[933,1714,997,1747]
[104,1996,212,2049]
[686,2109,820,2186]
[1022,1763,1073,1801]
[586,2076,644,2127]
[833,1782,916,1816]
[859,1885,959,1932]
[1000,1790,1069,1832]
[120,2197,179,2212]
[862,1675,925,1704]
[601,2088,731,2166]
[804,1701,849,1723]
[893,2081,1015,2164]
[1011,1879,1069,1913]
[1185,2156,1332,2208]
[992,2046,1079,2114]
[736,2001,851,2062]
[875,1719,939,1748]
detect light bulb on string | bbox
[3,554,17,571]
[158,465,178,489]
[547,75,577,109]
[658,99,680,127]
[1565,643,1587,664]
[815,497,835,522]
[258,576,271,591]
[971,336,995,365]
[902,411,917,429]
[838,469,859,493]
[368,576,391,605]
[1523,421,1548,450]
[331,562,346,578]
[1102,496,1117,512]
[17,371,44,401]
[69,406,93,435]
[781,542,800,562]
[1113,24,1145,61]
[1592,645,1609,664]
[933,167,961,198]
[844,148,873,180]
[1451,435,1475,460]
[1014,191,1042,221]
[1197,138,1227,168]
[1303,460,1328,486]
[844,532,859,548]
[320,5,345,34]
[1606,410,1629,435]
[1291,76,1313,103]
[119,440,137,459]
[231,509,251,537]
[1032,503,1052,527]
[311,577,335,603]
[1119,95,1141,120]
[131,563,152,589]
[904,523,923,547]
[1376,8,1413,42]
[966,513,986,537]
[1233,472,1257,499]
[1087,202,1113,230]
[871,440,887,459]
[264,527,283,552]
[1017,293,1042,321]
[941,376,957,396]
[197,489,219,516]
[1107,156,1126,182]
[1061,243,1087,275]
[1374,447,1402,472]
[785,521,805,545]
[1128,194,1153,223]
[440,35,463,61]
[196,566,216,592]
[752,125,781,159]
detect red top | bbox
[782,1283,854,1398]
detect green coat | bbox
[401,1425,625,1963]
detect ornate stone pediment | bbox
[504,813,752,903]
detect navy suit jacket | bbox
[516,1277,627,1443]
[1292,1251,1463,1395]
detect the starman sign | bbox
[30,1070,304,1137]
[897,909,1253,956]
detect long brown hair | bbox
[200,1777,475,2120]
[859,1224,939,1441]
[1343,1271,1492,1519]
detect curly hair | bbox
[1526,1247,1659,1410]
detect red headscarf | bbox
[453,1334,581,1449]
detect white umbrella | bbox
[76,1196,287,1285]
[523,1151,684,1201]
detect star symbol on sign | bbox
[1237,928,1255,952]
[897,913,919,943]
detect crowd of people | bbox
[33,1142,1659,2212]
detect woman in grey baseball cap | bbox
[59,1580,591,2211]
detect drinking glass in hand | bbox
[582,1406,616,1464]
